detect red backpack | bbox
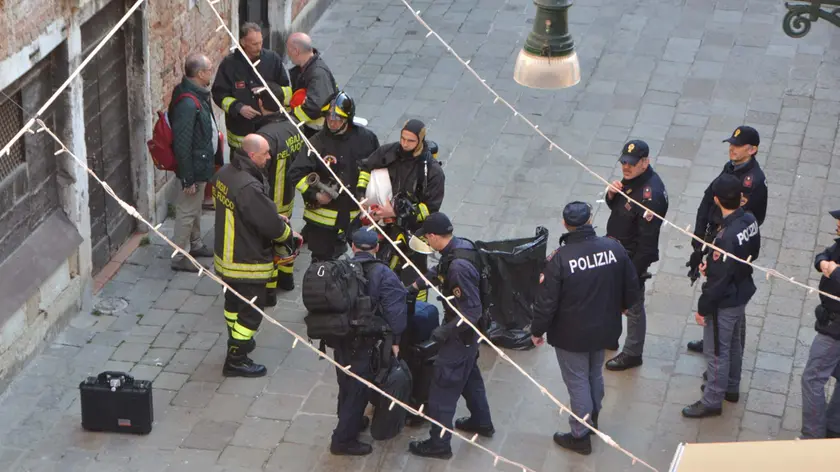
[147,93,201,172]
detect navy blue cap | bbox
[619,140,649,165]
[712,174,742,201]
[723,126,760,146]
[352,228,379,250]
[563,201,592,227]
[830,210,840,220]
[414,212,453,237]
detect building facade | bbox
[0,0,332,391]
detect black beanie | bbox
[402,119,426,156]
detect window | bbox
[0,91,25,181]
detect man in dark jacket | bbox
[170,53,217,272]
[801,209,840,439]
[287,92,379,262]
[531,202,640,456]
[330,229,408,456]
[212,22,289,155]
[682,175,760,419]
[358,119,445,301]
[212,133,298,378]
[686,126,767,354]
[282,32,338,137]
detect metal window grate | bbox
[0,92,25,181]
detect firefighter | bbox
[686,126,767,354]
[254,82,304,303]
[212,22,290,155]
[212,133,298,378]
[287,91,380,262]
[357,119,445,301]
[280,32,339,138]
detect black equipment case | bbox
[79,371,154,434]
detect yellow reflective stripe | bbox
[224,310,237,328]
[227,132,244,148]
[294,106,313,123]
[266,279,277,289]
[303,208,337,226]
[231,321,256,341]
[273,224,291,243]
[296,176,310,194]
[273,156,287,211]
[221,97,236,113]
[417,203,430,222]
[223,208,235,264]
[417,290,428,302]
[358,171,370,188]
[281,86,292,106]
[277,202,293,216]
[390,233,407,269]
[350,210,359,219]
[214,255,275,279]
[277,263,294,274]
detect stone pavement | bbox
[2,0,840,470]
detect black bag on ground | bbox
[370,356,413,441]
[80,371,153,435]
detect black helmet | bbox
[322,91,355,134]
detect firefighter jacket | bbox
[283,50,338,131]
[358,141,445,228]
[693,158,767,249]
[212,150,292,284]
[211,49,289,149]
[531,226,640,352]
[696,208,760,317]
[605,166,669,276]
[287,125,380,228]
[256,115,303,216]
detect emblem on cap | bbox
[627,143,635,153]
[734,128,741,137]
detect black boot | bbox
[605,352,643,371]
[553,432,592,455]
[687,339,704,353]
[265,291,277,307]
[408,439,453,459]
[223,343,267,378]
[454,416,495,438]
[277,273,295,291]
[682,400,721,418]
[330,439,372,456]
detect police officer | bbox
[212,134,298,377]
[800,209,840,439]
[603,140,668,371]
[212,22,289,155]
[331,229,408,456]
[358,119,445,301]
[682,174,760,418]
[282,32,339,137]
[686,125,767,354]
[530,202,640,456]
[254,82,304,302]
[406,213,494,459]
[287,91,380,262]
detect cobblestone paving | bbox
[2,0,840,470]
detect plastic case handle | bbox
[96,371,134,390]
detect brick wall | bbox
[0,0,70,64]
[147,0,233,191]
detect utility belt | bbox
[815,305,840,339]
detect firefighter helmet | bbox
[322,91,356,134]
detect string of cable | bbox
[33,118,536,472]
[204,1,657,469]
[398,0,838,304]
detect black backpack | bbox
[302,258,390,344]
[438,240,493,334]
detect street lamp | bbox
[513,0,580,89]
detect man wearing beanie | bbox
[357,119,445,301]
[530,202,640,456]
[682,174,760,419]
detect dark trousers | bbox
[223,282,266,343]
[332,343,374,445]
[304,224,347,262]
[426,350,492,447]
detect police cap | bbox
[723,126,760,147]
[712,174,742,202]
[352,228,379,250]
[563,201,591,227]
[619,140,649,165]
[829,209,840,220]
[414,212,453,237]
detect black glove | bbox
[406,284,420,296]
[686,250,704,286]
[430,324,450,343]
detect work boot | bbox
[687,339,704,353]
[605,352,643,371]
[277,274,295,292]
[681,401,722,418]
[454,416,495,438]
[330,440,372,456]
[265,292,277,308]
[552,432,592,455]
[189,244,214,258]
[223,345,267,378]
[700,384,740,403]
[171,257,199,273]
[408,439,453,459]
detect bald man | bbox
[212,133,298,378]
[281,32,338,138]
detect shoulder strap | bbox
[174,92,201,110]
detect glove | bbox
[406,284,420,296]
[430,324,451,343]
[686,250,704,286]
